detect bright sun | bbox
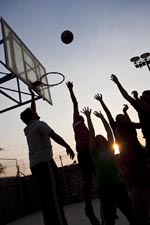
[113,143,120,155]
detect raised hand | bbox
[66,146,75,160]
[123,104,129,112]
[81,107,91,117]
[94,93,103,101]
[131,90,139,100]
[110,74,119,84]
[93,110,104,119]
[66,81,73,90]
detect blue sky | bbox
[0,0,150,175]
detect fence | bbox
[0,163,98,225]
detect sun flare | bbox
[113,143,120,155]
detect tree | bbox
[0,163,6,175]
[0,147,6,175]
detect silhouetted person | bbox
[111,74,150,157]
[94,93,140,139]
[111,75,150,225]
[20,88,74,225]
[82,107,137,225]
[66,82,101,225]
[94,93,144,188]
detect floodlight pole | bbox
[145,58,150,72]
[130,52,150,72]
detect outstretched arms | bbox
[132,90,150,112]
[82,108,114,152]
[49,130,75,160]
[94,111,114,147]
[81,107,95,149]
[123,104,141,129]
[111,74,133,103]
[122,104,131,122]
[66,81,79,115]
[131,90,139,101]
[94,93,115,132]
[29,88,36,113]
[112,76,150,112]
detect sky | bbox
[0,0,150,176]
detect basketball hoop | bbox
[32,72,65,89]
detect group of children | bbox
[66,75,150,225]
[20,74,150,225]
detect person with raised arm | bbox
[111,74,150,156]
[20,89,75,225]
[94,93,140,135]
[66,81,101,225]
[29,87,36,113]
[111,74,150,225]
[82,107,137,225]
[94,92,144,187]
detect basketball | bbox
[61,30,74,44]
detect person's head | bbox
[140,90,150,103]
[95,135,108,150]
[115,114,126,123]
[20,108,40,125]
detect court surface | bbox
[8,198,129,225]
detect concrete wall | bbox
[0,164,98,225]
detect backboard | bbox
[0,17,52,105]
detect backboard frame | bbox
[0,17,52,114]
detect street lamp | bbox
[130,52,150,72]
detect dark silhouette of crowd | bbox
[20,74,150,225]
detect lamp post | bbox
[130,52,150,72]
